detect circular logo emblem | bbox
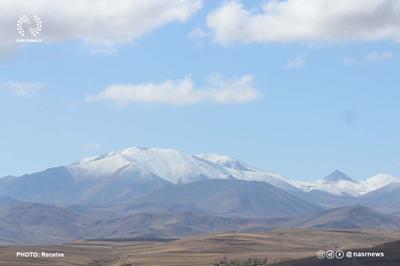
[316,250,325,259]
[326,250,335,259]
[16,15,42,38]
[336,250,344,259]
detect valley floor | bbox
[0,229,399,266]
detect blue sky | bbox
[0,0,399,180]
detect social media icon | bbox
[335,250,344,259]
[346,251,352,258]
[316,250,325,259]
[326,250,335,259]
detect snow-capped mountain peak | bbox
[66,146,399,198]
[68,147,232,184]
[322,169,355,183]
[298,171,400,197]
[294,170,364,197]
[66,146,297,191]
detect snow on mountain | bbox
[122,148,232,183]
[68,147,232,184]
[68,148,296,191]
[195,153,257,172]
[309,170,366,197]
[312,179,368,197]
[67,147,399,197]
[196,153,297,191]
[206,160,399,197]
[68,152,132,178]
[295,171,400,197]
[363,174,400,191]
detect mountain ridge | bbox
[296,205,400,229]
[0,146,399,203]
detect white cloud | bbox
[207,0,400,45]
[0,81,45,96]
[0,0,201,54]
[83,143,100,151]
[284,55,305,69]
[365,51,394,61]
[342,52,394,64]
[87,75,262,106]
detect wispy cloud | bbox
[207,0,400,45]
[284,56,305,69]
[365,51,394,61]
[342,51,395,65]
[87,75,262,106]
[187,27,210,46]
[0,81,45,96]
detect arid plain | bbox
[1,229,399,266]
